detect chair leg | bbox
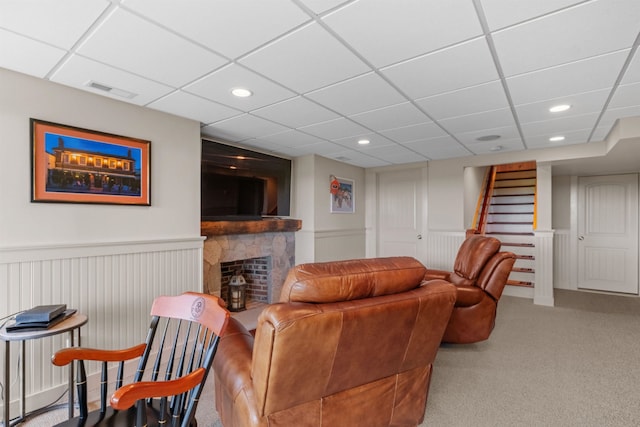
[76,360,88,420]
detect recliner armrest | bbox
[213,317,255,398]
[423,268,449,281]
[452,285,484,307]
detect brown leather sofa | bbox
[424,235,516,344]
[213,257,456,427]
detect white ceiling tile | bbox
[493,0,640,76]
[298,0,352,15]
[515,89,610,124]
[599,105,640,127]
[358,144,428,164]
[323,0,483,67]
[298,118,370,141]
[233,138,292,156]
[0,0,109,49]
[184,64,296,112]
[480,0,587,31]
[332,133,395,151]
[329,150,391,168]
[0,29,67,78]
[621,51,640,84]
[609,82,640,109]
[147,91,241,125]
[402,136,472,160]
[77,8,228,87]
[203,114,290,142]
[121,0,310,59]
[306,73,406,116]
[380,122,447,143]
[525,128,592,149]
[350,103,430,131]
[465,138,526,155]
[291,141,349,157]
[439,108,516,134]
[240,22,371,94]
[454,125,522,145]
[256,130,329,147]
[506,50,630,105]
[252,97,339,128]
[520,113,599,139]
[415,81,509,120]
[50,54,174,105]
[3,0,640,170]
[382,37,500,99]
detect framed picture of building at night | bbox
[30,119,151,205]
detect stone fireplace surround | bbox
[202,219,301,306]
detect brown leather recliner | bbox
[424,235,516,344]
[213,257,457,427]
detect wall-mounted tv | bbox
[201,139,291,221]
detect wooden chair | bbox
[51,292,229,427]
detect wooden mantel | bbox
[201,219,302,236]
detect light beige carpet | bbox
[21,289,640,426]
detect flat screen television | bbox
[201,139,291,221]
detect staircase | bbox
[472,161,536,288]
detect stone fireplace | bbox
[201,219,301,306]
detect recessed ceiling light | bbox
[476,135,501,142]
[549,136,565,142]
[231,88,252,97]
[549,104,571,113]
[490,145,503,151]
[358,139,370,145]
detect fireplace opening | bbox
[221,257,270,309]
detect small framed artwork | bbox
[31,119,151,205]
[329,175,354,213]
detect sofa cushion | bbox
[279,257,427,303]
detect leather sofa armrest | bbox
[453,285,485,307]
[423,268,449,281]
[213,317,257,403]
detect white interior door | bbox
[377,168,423,258]
[577,174,638,294]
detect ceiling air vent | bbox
[86,81,137,99]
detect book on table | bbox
[6,305,77,332]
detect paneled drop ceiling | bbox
[1,0,640,167]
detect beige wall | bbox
[0,68,202,247]
[293,154,366,263]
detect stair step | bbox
[487,231,535,236]
[501,242,535,248]
[496,170,537,180]
[493,178,537,188]
[489,204,533,213]
[488,221,533,225]
[507,280,534,288]
[493,187,535,196]
[491,195,535,204]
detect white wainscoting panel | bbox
[424,231,466,270]
[0,238,204,416]
[553,229,571,290]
